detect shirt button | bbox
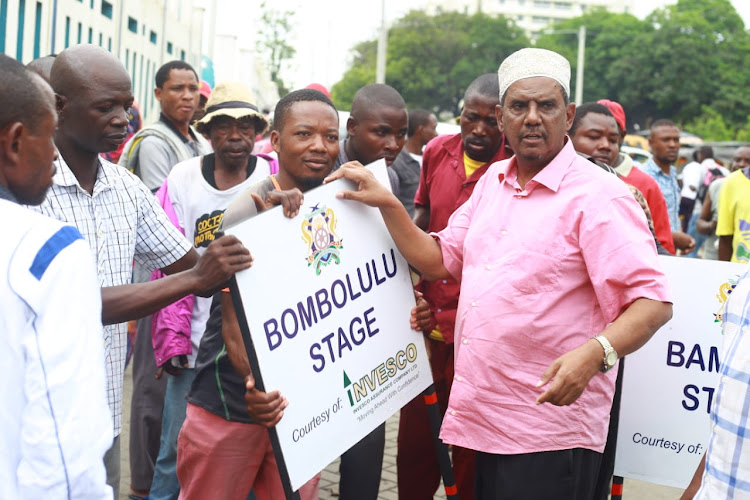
[485,265,491,270]
[456,376,462,381]
[97,231,103,238]
[437,308,442,313]
[442,279,448,284]
[462,339,468,344]
[450,410,456,416]
[471,301,477,307]
[501,230,507,235]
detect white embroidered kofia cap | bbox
[498,48,571,103]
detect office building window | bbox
[180,49,185,61]
[128,17,137,34]
[16,0,25,60]
[101,0,112,18]
[125,48,129,70]
[88,27,93,43]
[150,30,157,44]
[77,22,82,43]
[64,16,70,48]
[167,41,173,54]
[90,0,94,7]
[0,0,7,52]
[132,51,137,88]
[99,32,102,46]
[33,1,41,58]
[108,36,111,51]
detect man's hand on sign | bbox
[251,188,305,218]
[244,372,288,427]
[535,338,602,406]
[191,235,253,298]
[324,161,397,209]
[155,355,189,379]
[411,291,433,333]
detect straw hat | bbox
[196,81,268,134]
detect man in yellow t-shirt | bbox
[716,146,750,262]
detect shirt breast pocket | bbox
[507,243,564,295]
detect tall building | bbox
[0,0,205,122]
[428,0,634,38]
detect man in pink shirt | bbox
[322,48,673,499]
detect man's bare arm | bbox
[680,453,706,500]
[537,298,673,406]
[100,235,252,325]
[695,191,715,236]
[413,206,430,232]
[325,162,449,281]
[719,235,733,261]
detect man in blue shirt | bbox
[642,119,695,254]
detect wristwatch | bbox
[592,335,618,373]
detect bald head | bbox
[51,45,134,155]
[26,55,56,83]
[51,44,130,98]
[350,84,406,119]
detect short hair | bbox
[650,119,678,134]
[0,54,50,131]
[464,73,499,103]
[273,89,338,132]
[407,109,433,137]
[155,60,199,88]
[350,84,406,119]
[699,145,714,159]
[569,102,614,137]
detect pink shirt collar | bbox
[497,138,575,194]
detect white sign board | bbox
[614,256,746,488]
[226,161,432,492]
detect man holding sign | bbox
[325,48,673,498]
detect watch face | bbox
[605,351,618,366]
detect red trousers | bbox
[397,339,475,500]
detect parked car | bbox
[621,145,652,164]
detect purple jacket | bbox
[151,179,194,367]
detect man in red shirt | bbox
[598,99,675,254]
[396,73,509,500]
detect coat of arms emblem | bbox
[301,203,343,275]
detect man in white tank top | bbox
[149,81,272,500]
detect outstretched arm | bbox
[325,162,449,281]
[101,235,252,325]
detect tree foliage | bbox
[535,0,750,133]
[331,10,529,115]
[255,2,296,96]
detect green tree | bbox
[535,8,650,110]
[331,10,529,115]
[684,105,736,141]
[255,2,296,96]
[534,0,750,131]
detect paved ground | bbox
[118,365,684,499]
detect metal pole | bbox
[575,25,585,104]
[376,0,387,84]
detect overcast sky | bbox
[224,0,750,90]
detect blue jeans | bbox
[149,368,196,500]
[684,209,707,258]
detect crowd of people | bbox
[3,41,750,500]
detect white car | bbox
[621,145,652,165]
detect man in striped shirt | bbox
[28,44,253,496]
